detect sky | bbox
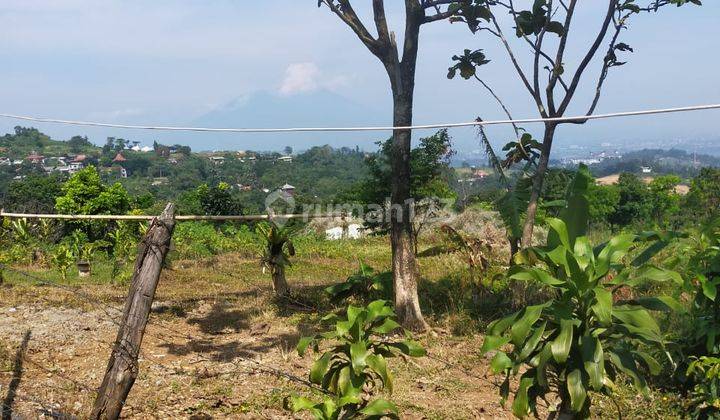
[0,0,717,153]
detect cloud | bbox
[279,62,320,96]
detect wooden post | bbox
[91,203,176,419]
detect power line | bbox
[0,103,718,133]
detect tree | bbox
[68,135,92,153]
[55,166,131,239]
[608,172,651,227]
[448,0,700,247]
[685,168,720,221]
[3,174,63,213]
[648,174,681,227]
[356,129,456,255]
[318,0,463,330]
[196,182,243,216]
[283,146,293,156]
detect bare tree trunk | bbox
[521,123,556,247]
[272,264,290,297]
[390,94,427,331]
[91,203,175,420]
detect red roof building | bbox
[112,152,127,163]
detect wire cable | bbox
[0,103,718,133]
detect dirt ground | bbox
[0,254,518,419]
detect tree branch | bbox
[320,0,383,57]
[556,0,617,116]
[547,0,577,115]
[488,12,547,117]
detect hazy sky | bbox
[0,0,717,152]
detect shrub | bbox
[325,261,392,303]
[290,300,424,419]
[686,356,720,418]
[482,167,682,418]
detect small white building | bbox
[277,155,293,163]
[325,224,364,240]
[641,166,652,174]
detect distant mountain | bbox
[183,90,391,152]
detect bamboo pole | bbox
[0,211,342,221]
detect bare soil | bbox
[0,254,517,419]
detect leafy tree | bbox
[483,166,682,418]
[3,174,63,213]
[448,0,701,247]
[55,166,131,239]
[648,175,681,227]
[587,183,619,227]
[355,129,456,254]
[686,168,720,221]
[318,0,465,330]
[196,182,243,216]
[608,173,652,227]
[68,135,92,153]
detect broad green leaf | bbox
[372,318,401,334]
[518,321,547,360]
[700,274,717,301]
[359,398,398,417]
[567,369,587,413]
[391,340,426,357]
[511,377,535,418]
[511,304,546,346]
[487,311,519,336]
[547,218,570,250]
[366,354,392,393]
[347,305,363,324]
[481,335,511,355]
[509,267,564,286]
[634,350,662,375]
[490,351,513,374]
[551,319,574,363]
[337,365,362,404]
[613,306,660,335]
[350,341,368,374]
[631,296,686,313]
[559,164,592,244]
[310,352,332,385]
[297,336,313,356]
[635,265,683,285]
[581,335,605,390]
[366,299,394,322]
[591,288,613,326]
[608,349,649,396]
[596,234,636,276]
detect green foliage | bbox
[196,182,243,216]
[55,166,131,240]
[686,356,720,419]
[483,168,680,418]
[291,300,424,419]
[51,244,74,281]
[686,168,720,221]
[325,262,392,303]
[3,174,63,213]
[256,221,298,273]
[353,129,456,235]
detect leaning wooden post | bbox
[91,203,176,419]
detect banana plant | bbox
[482,167,683,418]
[291,300,425,419]
[256,221,298,297]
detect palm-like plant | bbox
[482,167,683,418]
[256,221,298,297]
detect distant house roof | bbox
[27,152,44,161]
[72,154,87,162]
[112,152,127,162]
[281,184,295,190]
